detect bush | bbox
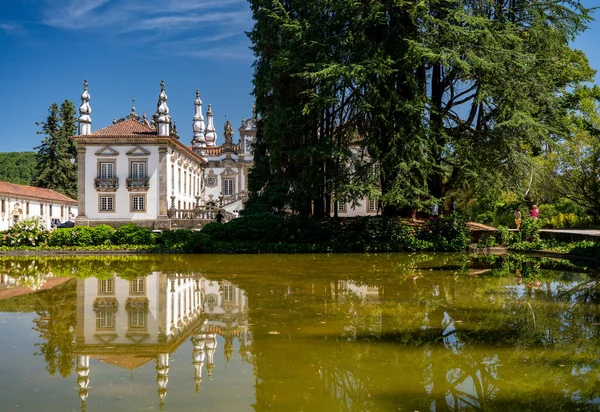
[497,225,520,246]
[112,224,154,245]
[520,217,541,242]
[423,215,470,251]
[92,225,115,245]
[48,228,75,246]
[1,217,48,247]
[476,235,498,248]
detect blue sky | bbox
[0,0,599,153]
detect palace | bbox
[73,80,255,229]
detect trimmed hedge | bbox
[1,214,472,253]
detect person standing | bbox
[530,205,539,219]
[514,209,522,230]
[215,210,224,223]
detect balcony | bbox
[94,178,119,191]
[126,178,150,191]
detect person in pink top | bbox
[530,204,539,219]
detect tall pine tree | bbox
[34,100,78,199]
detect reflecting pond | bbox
[0,253,599,411]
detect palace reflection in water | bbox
[73,273,250,410]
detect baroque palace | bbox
[73,80,256,230]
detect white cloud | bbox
[0,21,24,35]
[38,0,253,60]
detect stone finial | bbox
[192,89,206,147]
[204,103,217,147]
[78,80,92,135]
[156,80,171,136]
[127,97,138,120]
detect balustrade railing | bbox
[126,178,150,191]
[94,178,119,190]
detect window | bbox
[128,310,146,328]
[131,195,145,211]
[178,168,181,193]
[26,202,29,216]
[131,278,145,294]
[131,162,146,178]
[100,162,114,179]
[368,199,378,212]
[184,172,187,195]
[1,199,5,213]
[372,163,381,181]
[223,285,235,302]
[171,165,174,190]
[100,196,114,212]
[99,278,114,294]
[97,308,115,329]
[223,178,234,196]
[331,199,346,213]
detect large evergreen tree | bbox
[420,0,595,200]
[248,0,596,217]
[34,100,78,199]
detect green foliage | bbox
[1,217,49,247]
[198,214,469,253]
[47,228,73,246]
[520,217,541,242]
[476,236,498,249]
[34,100,78,199]
[248,0,596,216]
[111,224,154,245]
[424,215,471,251]
[498,225,519,246]
[0,152,37,185]
[91,224,115,245]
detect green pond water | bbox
[0,253,598,412]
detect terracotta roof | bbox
[92,353,156,370]
[202,144,242,156]
[88,119,157,138]
[0,181,77,204]
[77,119,207,165]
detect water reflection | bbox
[0,254,599,411]
[72,273,250,410]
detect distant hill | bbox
[0,152,37,186]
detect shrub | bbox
[520,217,541,242]
[112,224,154,245]
[497,225,517,246]
[423,215,470,251]
[48,228,75,246]
[1,217,49,247]
[92,225,115,245]
[71,226,95,246]
[476,235,498,248]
